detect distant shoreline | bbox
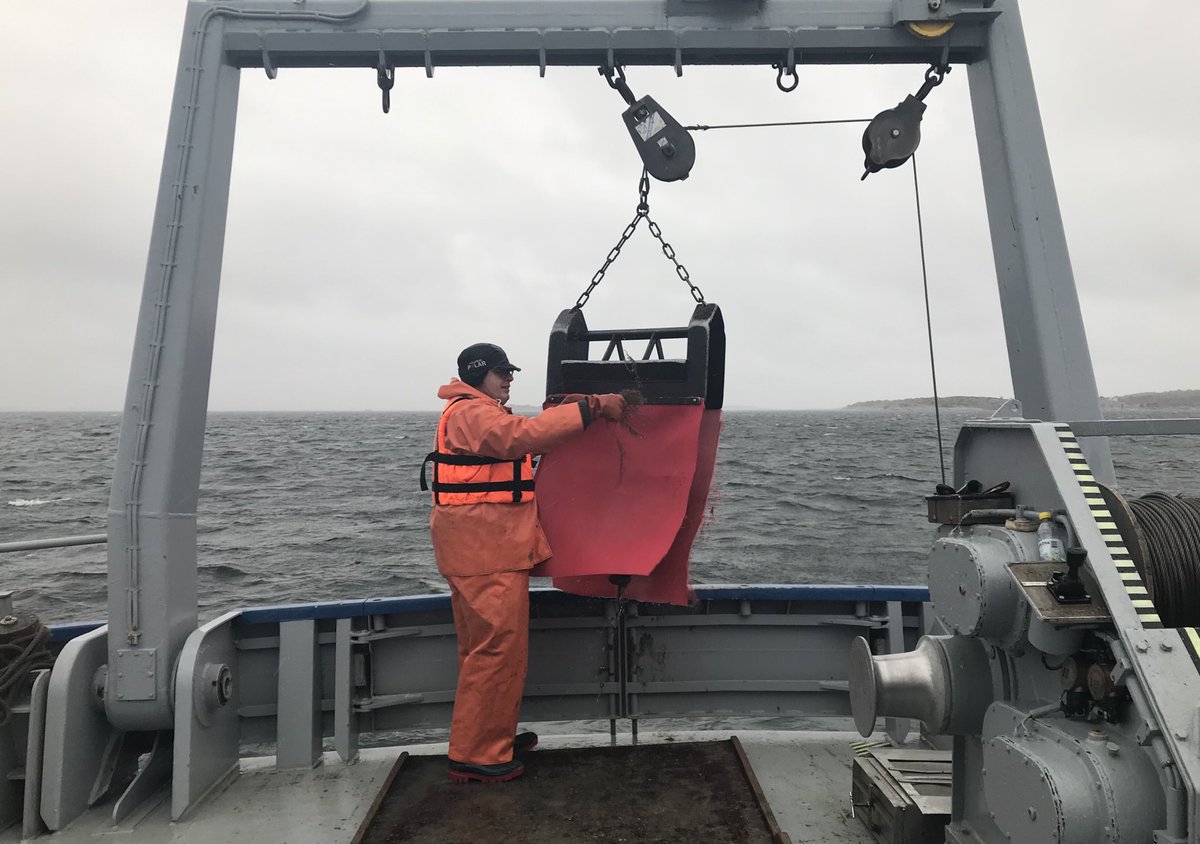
[5,388,1200,415]
[845,389,1200,412]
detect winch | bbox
[850,419,1200,844]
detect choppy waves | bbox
[2,409,1198,624]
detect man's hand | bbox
[586,393,627,423]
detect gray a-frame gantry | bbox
[41,0,1134,831]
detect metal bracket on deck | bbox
[276,619,322,770]
[41,625,111,830]
[334,617,359,763]
[172,611,240,820]
[112,731,172,824]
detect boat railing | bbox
[27,583,933,761]
[0,533,107,554]
[1068,417,1200,437]
[4,534,933,755]
[226,585,932,762]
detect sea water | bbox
[3,409,1198,624]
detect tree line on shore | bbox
[847,389,1200,412]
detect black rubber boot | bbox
[514,731,539,753]
[448,759,525,784]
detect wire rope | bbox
[685,118,871,131]
[681,115,947,482]
[1128,492,1200,627]
[911,155,947,486]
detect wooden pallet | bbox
[851,748,951,844]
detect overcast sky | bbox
[2,2,1197,412]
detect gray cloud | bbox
[2,2,1197,411]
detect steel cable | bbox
[1128,492,1200,627]
[681,114,945,479]
[685,118,871,131]
[910,154,946,487]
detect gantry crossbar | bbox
[216,0,997,71]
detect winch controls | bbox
[1048,547,1091,605]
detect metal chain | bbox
[573,207,645,310]
[645,216,704,304]
[573,171,705,309]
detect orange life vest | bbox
[420,397,535,505]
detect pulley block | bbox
[622,95,696,182]
[601,67,695,182]
[861,61,950,180]
[861,96,926,179]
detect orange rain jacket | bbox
[429,378,586,577]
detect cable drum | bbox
[1101,485,1200,627]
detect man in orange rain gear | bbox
[423,342,626,784]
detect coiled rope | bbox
[1127,492,1200,627]
[0,619,55,726]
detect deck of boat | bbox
[5,730,879,843]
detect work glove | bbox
[586,393,627,423]
[543,393,590,411]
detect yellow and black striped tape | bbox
[1053,425,1163,630]
[1181,628,1200,674]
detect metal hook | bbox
[376,55,395,114]
[915,59,952,101]
[600,64,637,106]
[773,63,799,93]
[602,64,626,89]
[261,47,277,80]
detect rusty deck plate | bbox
[354,739,781,843]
